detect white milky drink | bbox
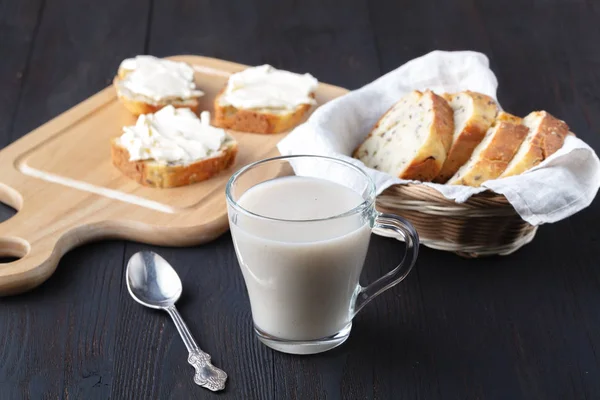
[226,155,419,355]
[230,176,372,340]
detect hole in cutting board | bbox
[0,202,16,224]
[0,237,30,265]
[0,183,22,223]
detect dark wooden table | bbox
[1,0,599,399]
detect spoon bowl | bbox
[126,251,182,309]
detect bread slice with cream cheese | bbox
[214,93,313,134]
[213,64,318,134]
[111,139,237,188]
[111,106,237,188]
[353,90,454,181]
[113,55,204,116]
[499,111,569,178]
[447,112,529,187]
[434,91,499,183]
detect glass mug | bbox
[226,155,419,354]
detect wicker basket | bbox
[375,184,537,258]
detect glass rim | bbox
[225,154,377,223]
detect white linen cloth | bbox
[277,50,600,226]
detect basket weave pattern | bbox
[375,184,537,257]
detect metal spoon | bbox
[126,251,227,392]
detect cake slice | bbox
[111,106,237,188]
[353,90,454,181]
[447,112,529,187]
[499,111,569,178]
[213,64,319,134]
[113,55,204,116]
[433,91,499,183]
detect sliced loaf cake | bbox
[447,112,529,187]
[434,91,499,183]
[499,111,569,178]
[353,90,454,181]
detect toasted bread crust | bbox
[110,138,238,188]
[400,91,454,181]
[496,111,522,124]
[500,111,569,178]
[448,115,529,186]
[434,91,499,183]
[352,90,453,181]
[213,91,313,134]
[401,155,445,182]
[113,76,201,117]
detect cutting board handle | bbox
[0,209,60,293]
[0,182,61,295]
[0,182,23,210]
[0,240,61,295]
[0,223,64,295]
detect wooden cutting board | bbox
[0,55,348,296]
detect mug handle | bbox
[352,212,420,317]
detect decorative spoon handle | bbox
[165,305,227,391]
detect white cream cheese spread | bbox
[219,64,318,110]
[118,106,227,164]
[119,55,204,102]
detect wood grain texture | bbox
[0,55,347,295]
[368,0,600,399]
[112,238,275,400]
[0,0,148,398]
[147,2,283,399]
[0,0,44,148]
[0,0,600,399]
[148,0,381,89]
[0,0,42,227]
